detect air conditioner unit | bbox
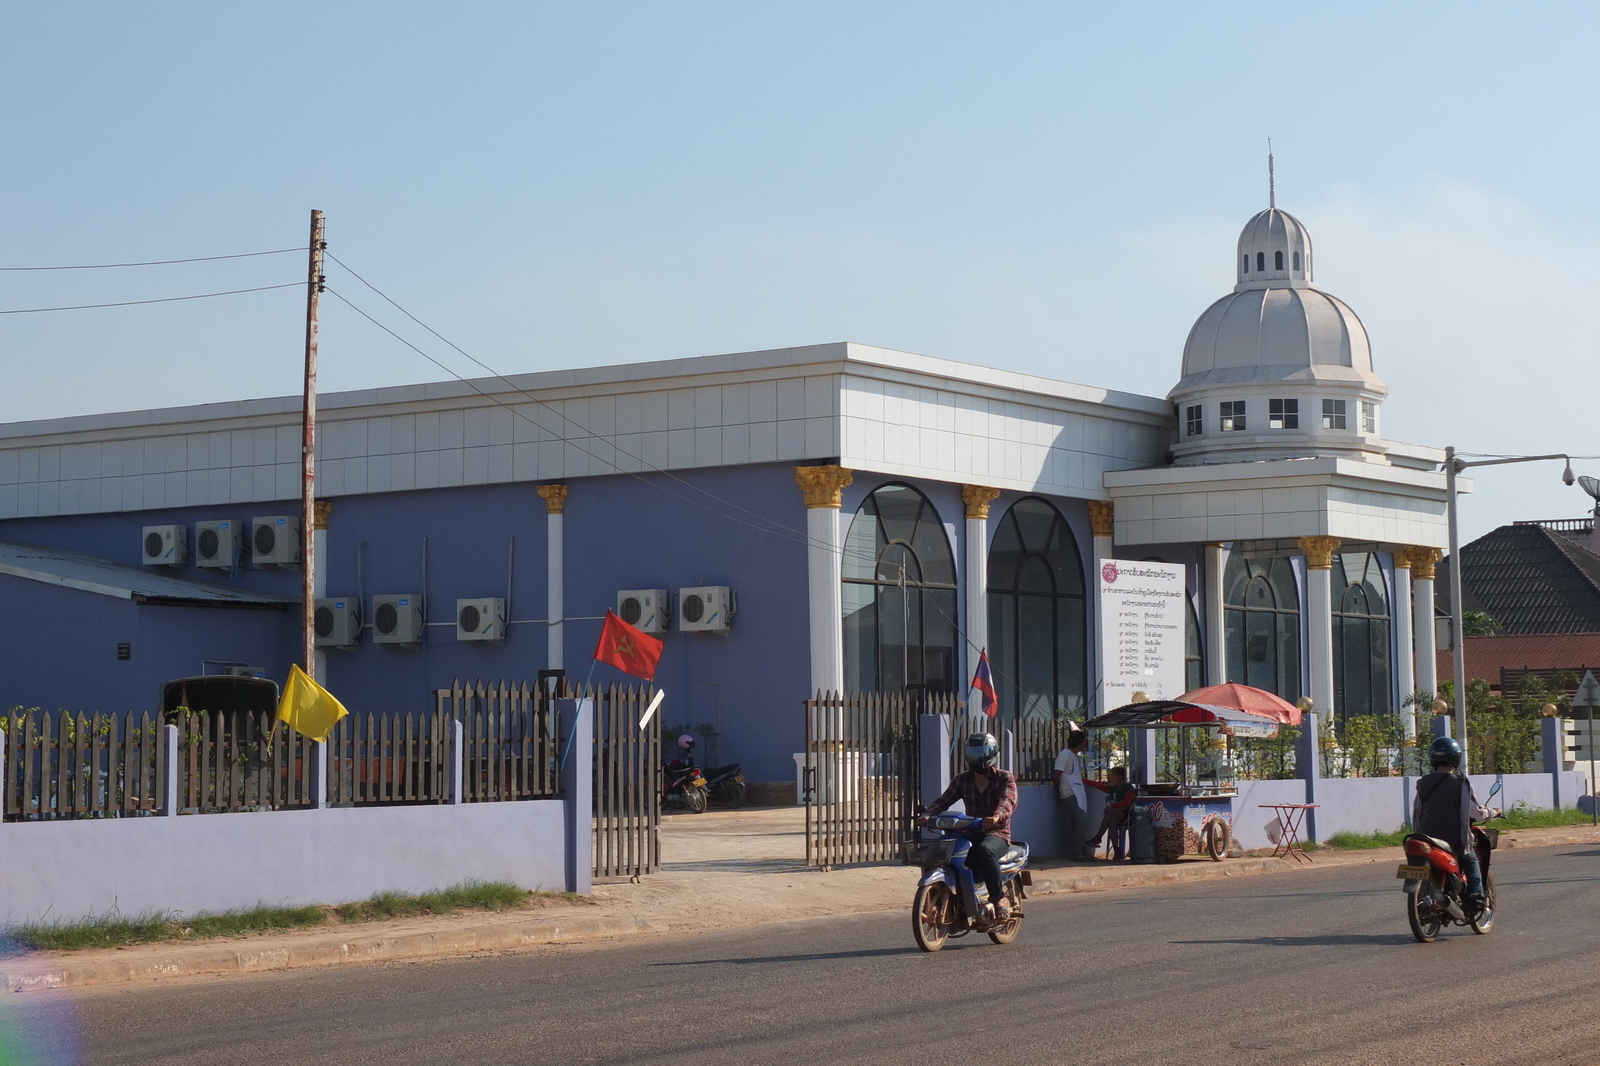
[617,589,669,634]
[142,525,187,567]
[678,586,734,633]
[194,519,244,569]
[372,594,425,645]
[251,516,301,566]
[314,597,362,648]
[220,665,266,679]
[456,598,505,643]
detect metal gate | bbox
[804,691,957,868]
[590,684,661,879]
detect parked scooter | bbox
[702,762,747,808]
[663,734,709,813]
[904,810,1030,951]
[1399,781,1503,943]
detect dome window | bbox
[1256,252,1265,272]
[1268,399,1298,430]
[1322,399,1347,430]
[1274,251,1284,270]
[1242,254,1250,273]
[1293,251,1301,271]
[1220,400,1246,433]
[1186,405,1203,437]
[1361,401,1378,435]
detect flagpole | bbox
[300,210,325,680]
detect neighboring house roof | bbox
[1438,632,1600,693]
[0,540,296,608]
[1438,523,1600,635]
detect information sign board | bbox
[1097,558,1188,711]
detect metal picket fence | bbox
[589,683,661,880]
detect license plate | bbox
[734,774,745,783]
[1396,864,1429,879]
[693,777,707,787]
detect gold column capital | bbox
[1297,535,1342,570]
[960,484,1002,520]
[1087,500,1115,538]
[312,500,332,530]
[794,465,853,509]
[537,483,569,515]
[1403,545,1442,580]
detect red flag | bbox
[594,609,664,681]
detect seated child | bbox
[1085,766,1136,859]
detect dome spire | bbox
[1267,138,1275,208]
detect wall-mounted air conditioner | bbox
[314,598,362,648]
[194,519,244,569]
[251,516,301,566]
[142,525,187,567]
[372,594,424,645]
[617,589,669,634]
[456,598,505,643]
[678,586,734,633]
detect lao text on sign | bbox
[1097,558,1188,712]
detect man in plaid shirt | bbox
[918,733,1019,919]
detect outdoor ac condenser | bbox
[678,586,734,633]
[314,598,362,648]
[371,594,424,645]
[142,525,187,567]
[194,519,245,568]
[456,598,505,643]
[616,589,669,634]
[251,515,301,566]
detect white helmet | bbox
[678,734,696,750]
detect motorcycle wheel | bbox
[987,882,1022,945]
[1407,883,1443,943]
[1202,820,1231,862]
[686,785,708,814]
[1470,872,1496,934]
[913,883,953,952]
[715,781,747,809]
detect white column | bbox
[1411,547,1441,701]
[1392,551,1416,736]
[962,486,1001,716]
[537,485,569,673]
[796,466,852,695]
[312,501,330,680]
[1204,542,1227,687]
[1089,502,1115,714]
[1299,536,1339,717]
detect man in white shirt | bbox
[1052,730,1090,861]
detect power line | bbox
[0,282,304,316]
[0,248,306,271]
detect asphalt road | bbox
[21,844,1600,1066]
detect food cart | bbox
[1082,684,1301,862]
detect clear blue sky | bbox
[2,3,1596,539]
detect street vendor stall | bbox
[1082,684,1301,862]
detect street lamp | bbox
[1444,446,1576,761]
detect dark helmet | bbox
[1428,736,1463,768]
[964,732,1000,772]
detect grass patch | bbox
[1,881,590,956]
[1325,828,1408,850]
[1321,806,1597,851]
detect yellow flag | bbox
[276,664,348,741]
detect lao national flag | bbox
[971,651,999,718]
[594,609,665,681]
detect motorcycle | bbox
[1398,780,1503,943]
[903,811,1030,952]
[702,762,747,808]
[663,759,709,813]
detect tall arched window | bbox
[1186,598,1204,692]
[1275,250,1284,270]
[1224,554,1302,701]
[1332,552,1392,721]
[842,484,958,693]
[987,498,1086,720]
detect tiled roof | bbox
[1438,632,1600,691]
[1438,523,1600,635]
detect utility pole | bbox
[301,210,326,679]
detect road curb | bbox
[0,913,666,993]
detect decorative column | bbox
[1391,549,1416,736]
[312,500,332,680]
[795,465,853,695]
[537,484,569,673]
[1408,547,1442,702]
[961,485,1001,716]
[1088,501,1115,715]
[1298,536,1341,718]
[1204,542,1227,687]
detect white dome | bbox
[1235,208,1314,290]
[1175,286,1381,392]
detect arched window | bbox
[1275,250,1284,270]
[1242,254,1250,273]
[987,498,1086,720]
[1186,598,1204,691]
[842,484,958,693]
[1293,250,1301,271]
[1332,553,1392,721]
[1256,251,1266,272]
[1224,554,1301,702]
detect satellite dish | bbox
[1580,475,1600,502]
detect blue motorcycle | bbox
[904,811,1031,951]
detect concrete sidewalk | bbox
[5,809,1596,993]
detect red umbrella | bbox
[1176,683,1302,726]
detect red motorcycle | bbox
[1398,782,1503,943]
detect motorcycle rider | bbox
[917,733,1019,922]
[1412,736,1492,909]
